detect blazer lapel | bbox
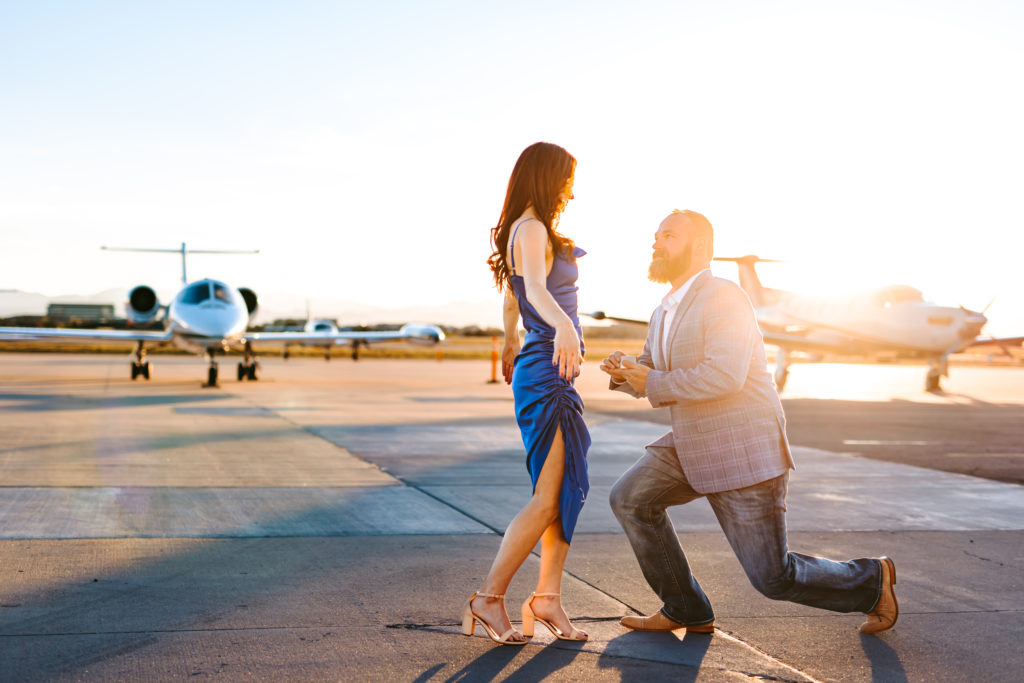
[663,270,713,367]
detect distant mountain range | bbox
[0,288,503,328]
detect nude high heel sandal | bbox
[462,591,526,645]
[521,592,588,641]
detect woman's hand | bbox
[552,323,583,380]
[501,342,520,384]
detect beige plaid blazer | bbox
[612,271,794,493]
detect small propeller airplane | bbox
[0,244,444,387]
[588,255,1022,393]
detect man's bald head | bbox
[667,209,714,260]
[648,209,714,286]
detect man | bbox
[600,210,897,635]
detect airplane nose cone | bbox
[960,313,987,339]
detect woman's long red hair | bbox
[487,142,577,292]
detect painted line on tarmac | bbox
[711,628,825,683]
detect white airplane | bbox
[278,318,394,361]
[0,244,445,386]
[588,255,1022,392]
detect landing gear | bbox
[237,342,259,381]
[350,340,361,361]
[773,348,790,392]
[204,351,219,388]
[130,341,151,381]
[926,354,950,393]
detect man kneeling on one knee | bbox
[600,209,897,635]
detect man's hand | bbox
[599,351,627,380]
[619,357,651,394]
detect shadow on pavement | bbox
[590,397,1024,485]
[0,391,229,412]
[861,633,909,683]
[597,630,712,681]
[434,645,581,682]
[0,427,302,457]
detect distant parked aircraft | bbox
[0,244,444,386]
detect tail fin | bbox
[102,243,259,286]
[713,256,780,307]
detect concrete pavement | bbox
[1,353,1022,681]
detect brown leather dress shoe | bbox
[620,611,715,633]
[860,556,898,634]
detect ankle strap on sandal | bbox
[530,592,560,598]
[473,590,505,600]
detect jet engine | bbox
[126,285,161,323]
[238,288,259,318]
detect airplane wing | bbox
[965,335,1024,355]
[244,323,445,345]
[0,327,174,343]
[583,311,649,325]
[758,330,855,354]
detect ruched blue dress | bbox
[508,218,591,543]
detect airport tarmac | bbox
[1,352,1022,681]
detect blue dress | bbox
[508,219,591,543]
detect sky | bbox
[2,0,1023,334]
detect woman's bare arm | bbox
[516,220,582,380]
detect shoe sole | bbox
[621,621,715,633]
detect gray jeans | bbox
[610,445,883,626]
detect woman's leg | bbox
[529,518,588,638]
[472,427,566,640]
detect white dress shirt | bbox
[661,268,709,350]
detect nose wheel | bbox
[203,351,220,388]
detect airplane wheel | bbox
[142,362,151,380]
[131,362,139,380]
[208,366,218,387]
[926,373,941,392]
[247,364,258,381]
[237,363,247,381]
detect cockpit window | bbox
[182,283,211,304]
[873,285,924,307]
[213,284,232,303]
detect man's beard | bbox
[648,244,692,283]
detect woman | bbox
[462,142,591,645]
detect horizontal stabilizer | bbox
[713,255,782,264]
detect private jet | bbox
[588,256,1021,392]
[0,244,444,386]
